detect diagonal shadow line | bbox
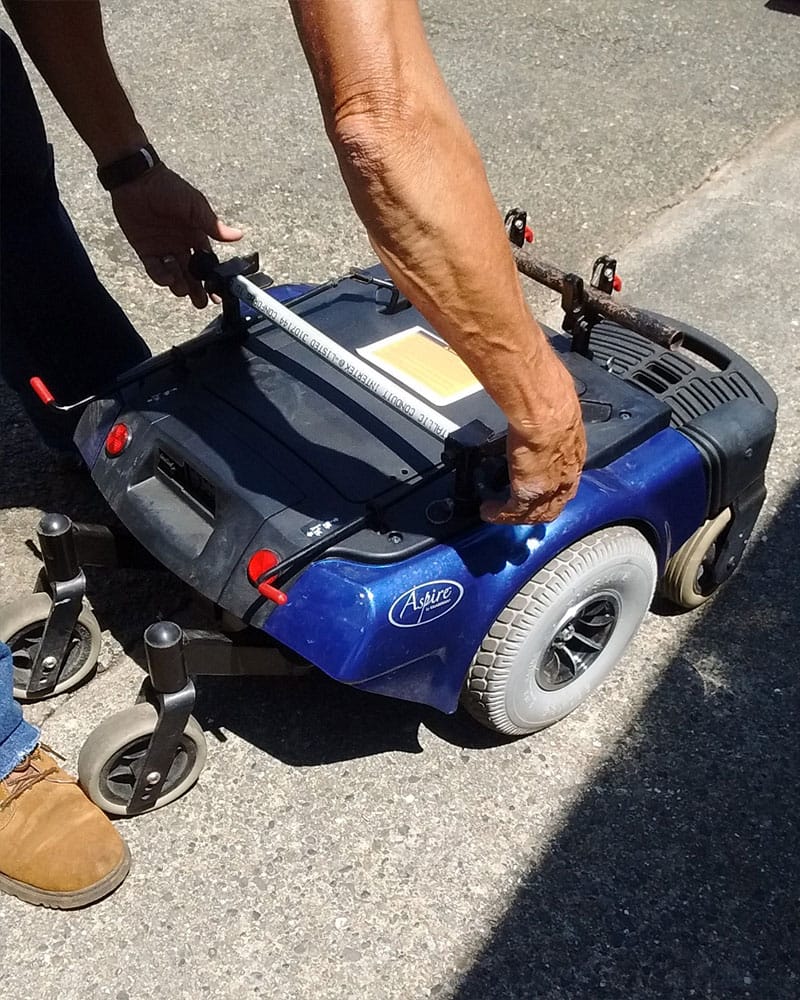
[447,476,800,1000]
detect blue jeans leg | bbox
[0,30,151,452]
[0,642,39,781]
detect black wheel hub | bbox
[537,593,620,691]
[99,736,197,808]
[9,620,92,690]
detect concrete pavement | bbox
[1,3,798,998]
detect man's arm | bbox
[3,0,241,306]
[289,0,586,524]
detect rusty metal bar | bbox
[512,247,684,350]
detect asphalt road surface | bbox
[1,3,798,999]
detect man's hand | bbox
[4,1,241,307]
[480,360,587,525]
[110,165,242,308]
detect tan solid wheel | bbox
[659,508,733,610]
[78,702,207,816]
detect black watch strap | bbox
[97,143,161,191]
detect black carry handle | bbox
[188,248,261,290]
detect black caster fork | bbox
[1,514,101,700]
[78,622,207,816]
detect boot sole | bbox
[0,842,131,909]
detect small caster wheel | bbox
[659,508,733,610]
[78,702,207,816]
[1,592,101,701]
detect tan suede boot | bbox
[0,745,130,908]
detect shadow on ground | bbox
[192,669,514,766]
[447,479,800,999]
[765,0,800,15]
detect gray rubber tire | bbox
[1,592,101,701]
[78,702,207,816]
[462,526,657,736]
[659,508,732,610]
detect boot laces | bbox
[0,748,61,812]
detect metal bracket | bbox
[26,573,86,696]
[590,255,618,295]
[70,521,158,570]
[560,273,594,358]
[128,682,197,814]
[442,420,507,515]
[189,249,264,336]
[350,270,410,314]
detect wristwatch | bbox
[97,143,161,191]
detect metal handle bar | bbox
[512,247,684,350]
[230,273,459,441]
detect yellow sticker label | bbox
[357,327,482,407]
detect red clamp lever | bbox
[612,275,623,293]
[247,549,288,606]
[524,225,534,243]
[257,580,288,606]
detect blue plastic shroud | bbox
[263,427,707,714]
[76,275,717,717]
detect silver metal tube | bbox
[232,274,460,441]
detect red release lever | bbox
[612,274,623,293]
[247,550,289,606]
[524,225,534,243]
[257,581,289,606]
[30,377,55,406]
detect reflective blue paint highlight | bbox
[264,427,707,713]
[239,282,315,320]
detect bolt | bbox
[145,771,161,785]
[620,410,631,420]
[41,656,58,672]
[426,499,454,525]
[388,532,403,545]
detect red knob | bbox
[30,377,55,406]
[612,275,623,293]
[524,225,534,244]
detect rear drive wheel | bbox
[462,526,657,736]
